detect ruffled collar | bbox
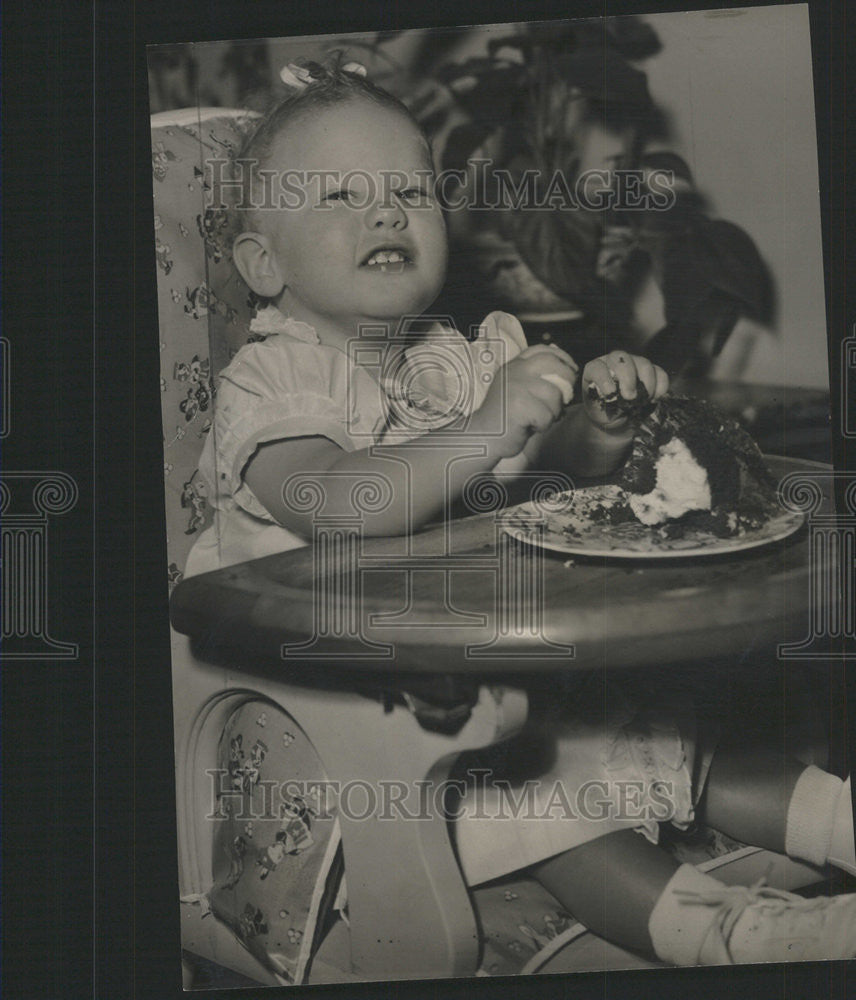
[248,305,319,344]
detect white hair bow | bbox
[279,61,367,89]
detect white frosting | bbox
[628,437,712,526]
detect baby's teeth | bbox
[367,249,406,266]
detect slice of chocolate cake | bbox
[601,391,779,535]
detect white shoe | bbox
[675,879,856,965]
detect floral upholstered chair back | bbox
[151,109,258,587]
[153,113,351,989]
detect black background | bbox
[1,1,852,997]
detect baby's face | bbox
[257,99,447,338]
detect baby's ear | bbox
[232,231,285,298]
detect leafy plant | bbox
[597,151,774,373]
[388,17,774,376]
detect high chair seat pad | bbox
[207,698,343,985]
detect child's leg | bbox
[530,747,856,967]
[701,746,805,853]
[702,746,855,873]
[533,826,856,966]
[531,828,680,956]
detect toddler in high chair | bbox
[186,60,856,966]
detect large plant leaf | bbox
[408,87,442,117]
[436,58,512,84]
[555,47,653,109]
[703,293,747,357]
[419,107,451,139]
[409,31,474,79]
[699,219,774,321]
[604,16,662,60]
[644,294,742,374]
[660,218,774,325]
[439,64,529,124]
[637,151,694,187]
[504,198,602,301]
[441,122,497,174]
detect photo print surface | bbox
[147,5,855,988]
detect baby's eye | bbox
[323,189,353,203]
[398,187,429,204]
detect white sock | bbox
[648,864,731,966]
[784,766,845,868]
[827,776,856,876]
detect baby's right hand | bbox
[471,344,579,459]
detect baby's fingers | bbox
[520,342,579,375]
[584,356,625,400]
[539,371,574,405]
[585,352,669,402]
[652,364,670,400]
[526,374,569,419]
[518,347,579,387]
[629,357,670,400]
[630,356,655,398]
[523,392,564,432]
[610,352,643,398]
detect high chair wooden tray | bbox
[170,457,838,676]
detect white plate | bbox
[500,484,805,560]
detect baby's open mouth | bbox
[361,247,412,272]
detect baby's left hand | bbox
[582,351,669,431]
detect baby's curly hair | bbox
[228,54,431,233]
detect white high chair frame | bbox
[174,637,530,984]
[155,107,826,989]
[173,629,826,986]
